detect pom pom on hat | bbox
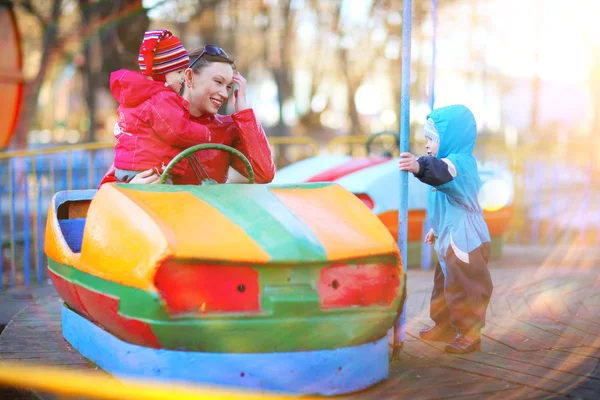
[138,29,189,81]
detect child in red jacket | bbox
[111,29,211,183]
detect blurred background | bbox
[5,0,600,146]
[1,0,599,287]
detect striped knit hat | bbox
[424,118,440,143]
[138,30,189,82]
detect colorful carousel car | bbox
[273,133,514,265]
[45,144,405,395]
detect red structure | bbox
[0,6,24,149]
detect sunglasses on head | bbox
[189,45,228,69]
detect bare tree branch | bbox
[2,0,46,26]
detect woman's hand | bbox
[129,169,161,184]
[398,152,420,174]
[424,228,436,245]
[232,72,249,113]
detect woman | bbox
[100,45,275,186]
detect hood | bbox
[109,69,167,107]
[427,105,477,158]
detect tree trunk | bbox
[346,83,362,136]
[338,49,363,136]
[79,0,96,142]
[10,0,62,149]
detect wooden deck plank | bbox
[442,386,552,400]
[484,349,599,380]
[405,291,429,318]
[482,320,550,351]
[348,366,518,400]
[561,295,600,325]
[506,293,534,319]
[409,336,598,387]
[504,318,587,348]
[487,292,512,317]
[0,299,95,371]
[520,317,600,348]
[553,347,600,360]
[375,356,522,400]
[492,348,600,376]
[403,338,595,394]
[535,349,600,371]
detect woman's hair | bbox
[188,47,236,75]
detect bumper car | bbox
[273,132,514,264]
[45,144,405,395]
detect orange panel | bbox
[378,207,513,241]
[119,188,270,264]
[271,184,399,262]
[378,210,426,242]
[0,7,24,148]
[77,184,170,290]
[484,205,514,237]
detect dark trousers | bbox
[430,242,493,333]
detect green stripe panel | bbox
[48,259,169,320]
[122,183,330,262]
[191,185,328,262]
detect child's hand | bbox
[129,169,161,184]
[424,228,435,245]
[398,152,420,174]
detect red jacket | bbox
[110,69,211,177]
[99,108,275,186]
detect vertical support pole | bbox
[428,0,438,111]
[35,156,44,284]
[392,0,412,360]
[0,161,3,291]
[420,0,438,271]
[23,157,31,287]
[88,151,94,189]
[67,152,73,191]
[9,158,17,288]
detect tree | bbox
[3,0,62,148]
[5,0,163,147]
[77,0,149,141]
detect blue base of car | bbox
[62,305,389,396]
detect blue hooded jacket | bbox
[418,105,490,275]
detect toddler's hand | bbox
[129,169,161,185]
[424,228,435,245]
[398,152,420,174]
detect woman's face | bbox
[185,62,234,116]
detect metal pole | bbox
[429,0,438,111]
[392,0,412,359]
[420,0,438,270]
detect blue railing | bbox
[0,143,114,290]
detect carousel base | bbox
[62,305,389,396]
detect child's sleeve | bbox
[414,156,456,186]
[149,92,211,148]
[416,155,475,204]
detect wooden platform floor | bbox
[1,260,599,399]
